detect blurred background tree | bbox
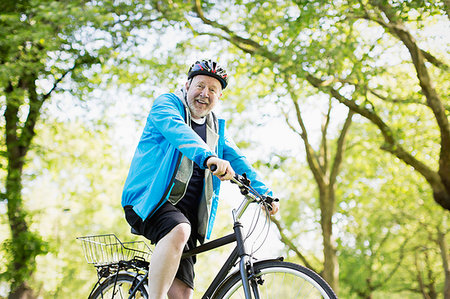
[0,0,164,297]
[0,0,448,298]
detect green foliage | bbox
[1,0,448,297]
[336,119,447,297]
[0,0,161,100]
[0,0,165,296]
[11,116,135,298]
[0,230,48,290]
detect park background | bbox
[0,0,449,298]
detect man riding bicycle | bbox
[121,59,279,299]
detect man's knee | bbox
[168,223,191,248]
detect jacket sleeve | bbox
[149,94,216,168]
[222,129,273,197]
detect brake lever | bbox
[232,173,251,195]
[209,164,253,196]
[263,196,279,212]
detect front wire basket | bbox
[77,234,152,266]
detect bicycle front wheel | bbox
[90,273,148,299]
[213,260,337,299]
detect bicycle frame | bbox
[83,172,338,299]
[181,189,262,299]
[120,221,256,299]
[93,174,273,299]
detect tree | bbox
[154,0,449,211]
[337,119,449,298]
[23,117,134,298]
[150,0,449,292]
[224,66,355,290]
[0,1,159,297]
[279,79,354,292]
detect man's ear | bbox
[185,80,190,91]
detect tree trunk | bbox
[8,283,35,299]
[369,0,450,211]
[5,149,38,299]
[4,79,42,298]
[284,86,341,292]
[437,228,450,299]
[319,188,339,293]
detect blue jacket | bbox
[122,90,272,239]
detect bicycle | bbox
[78,170,338,298]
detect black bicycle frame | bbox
[126,271,148,298]
[122,173,265,299]
[181,219,254,299]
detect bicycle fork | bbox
[234,221,260,299]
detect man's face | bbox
[185,75,223,119]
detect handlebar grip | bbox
[209,164,217,172]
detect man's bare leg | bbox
[148,223,191,299]
[168,278,193,299]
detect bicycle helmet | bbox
[187,59,228,89]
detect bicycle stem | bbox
[232,193,257,222]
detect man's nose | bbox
[200,87,209,98]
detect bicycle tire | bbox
[213,260,337,299]
[89,272,148,299]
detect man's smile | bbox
[195,98,209,105]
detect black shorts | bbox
[124,203,197,289]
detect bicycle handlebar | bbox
[208,164,279,211]
[209,164,249,190]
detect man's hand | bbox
[265,197,280,215]
[206,157,235,181]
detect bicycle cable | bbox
[244,199,273,257]
[253,206,273,256]
[212,166,275,257]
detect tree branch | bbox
[42,65,75,100]
[192,0,279,61]
[376,231,409,289]
[284,77,326,188]
[370,0,449,129]
[305,73,445,193]
[437,226,450,298]
[368,0,450,208]
[369,87,450,113]
[369,88,425,106]
[189,0,450,209]
[329,109,354,188]
[271,217,318,272]
[193,0,259,49]
[421,49,449,71]
[319,100,332,172]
